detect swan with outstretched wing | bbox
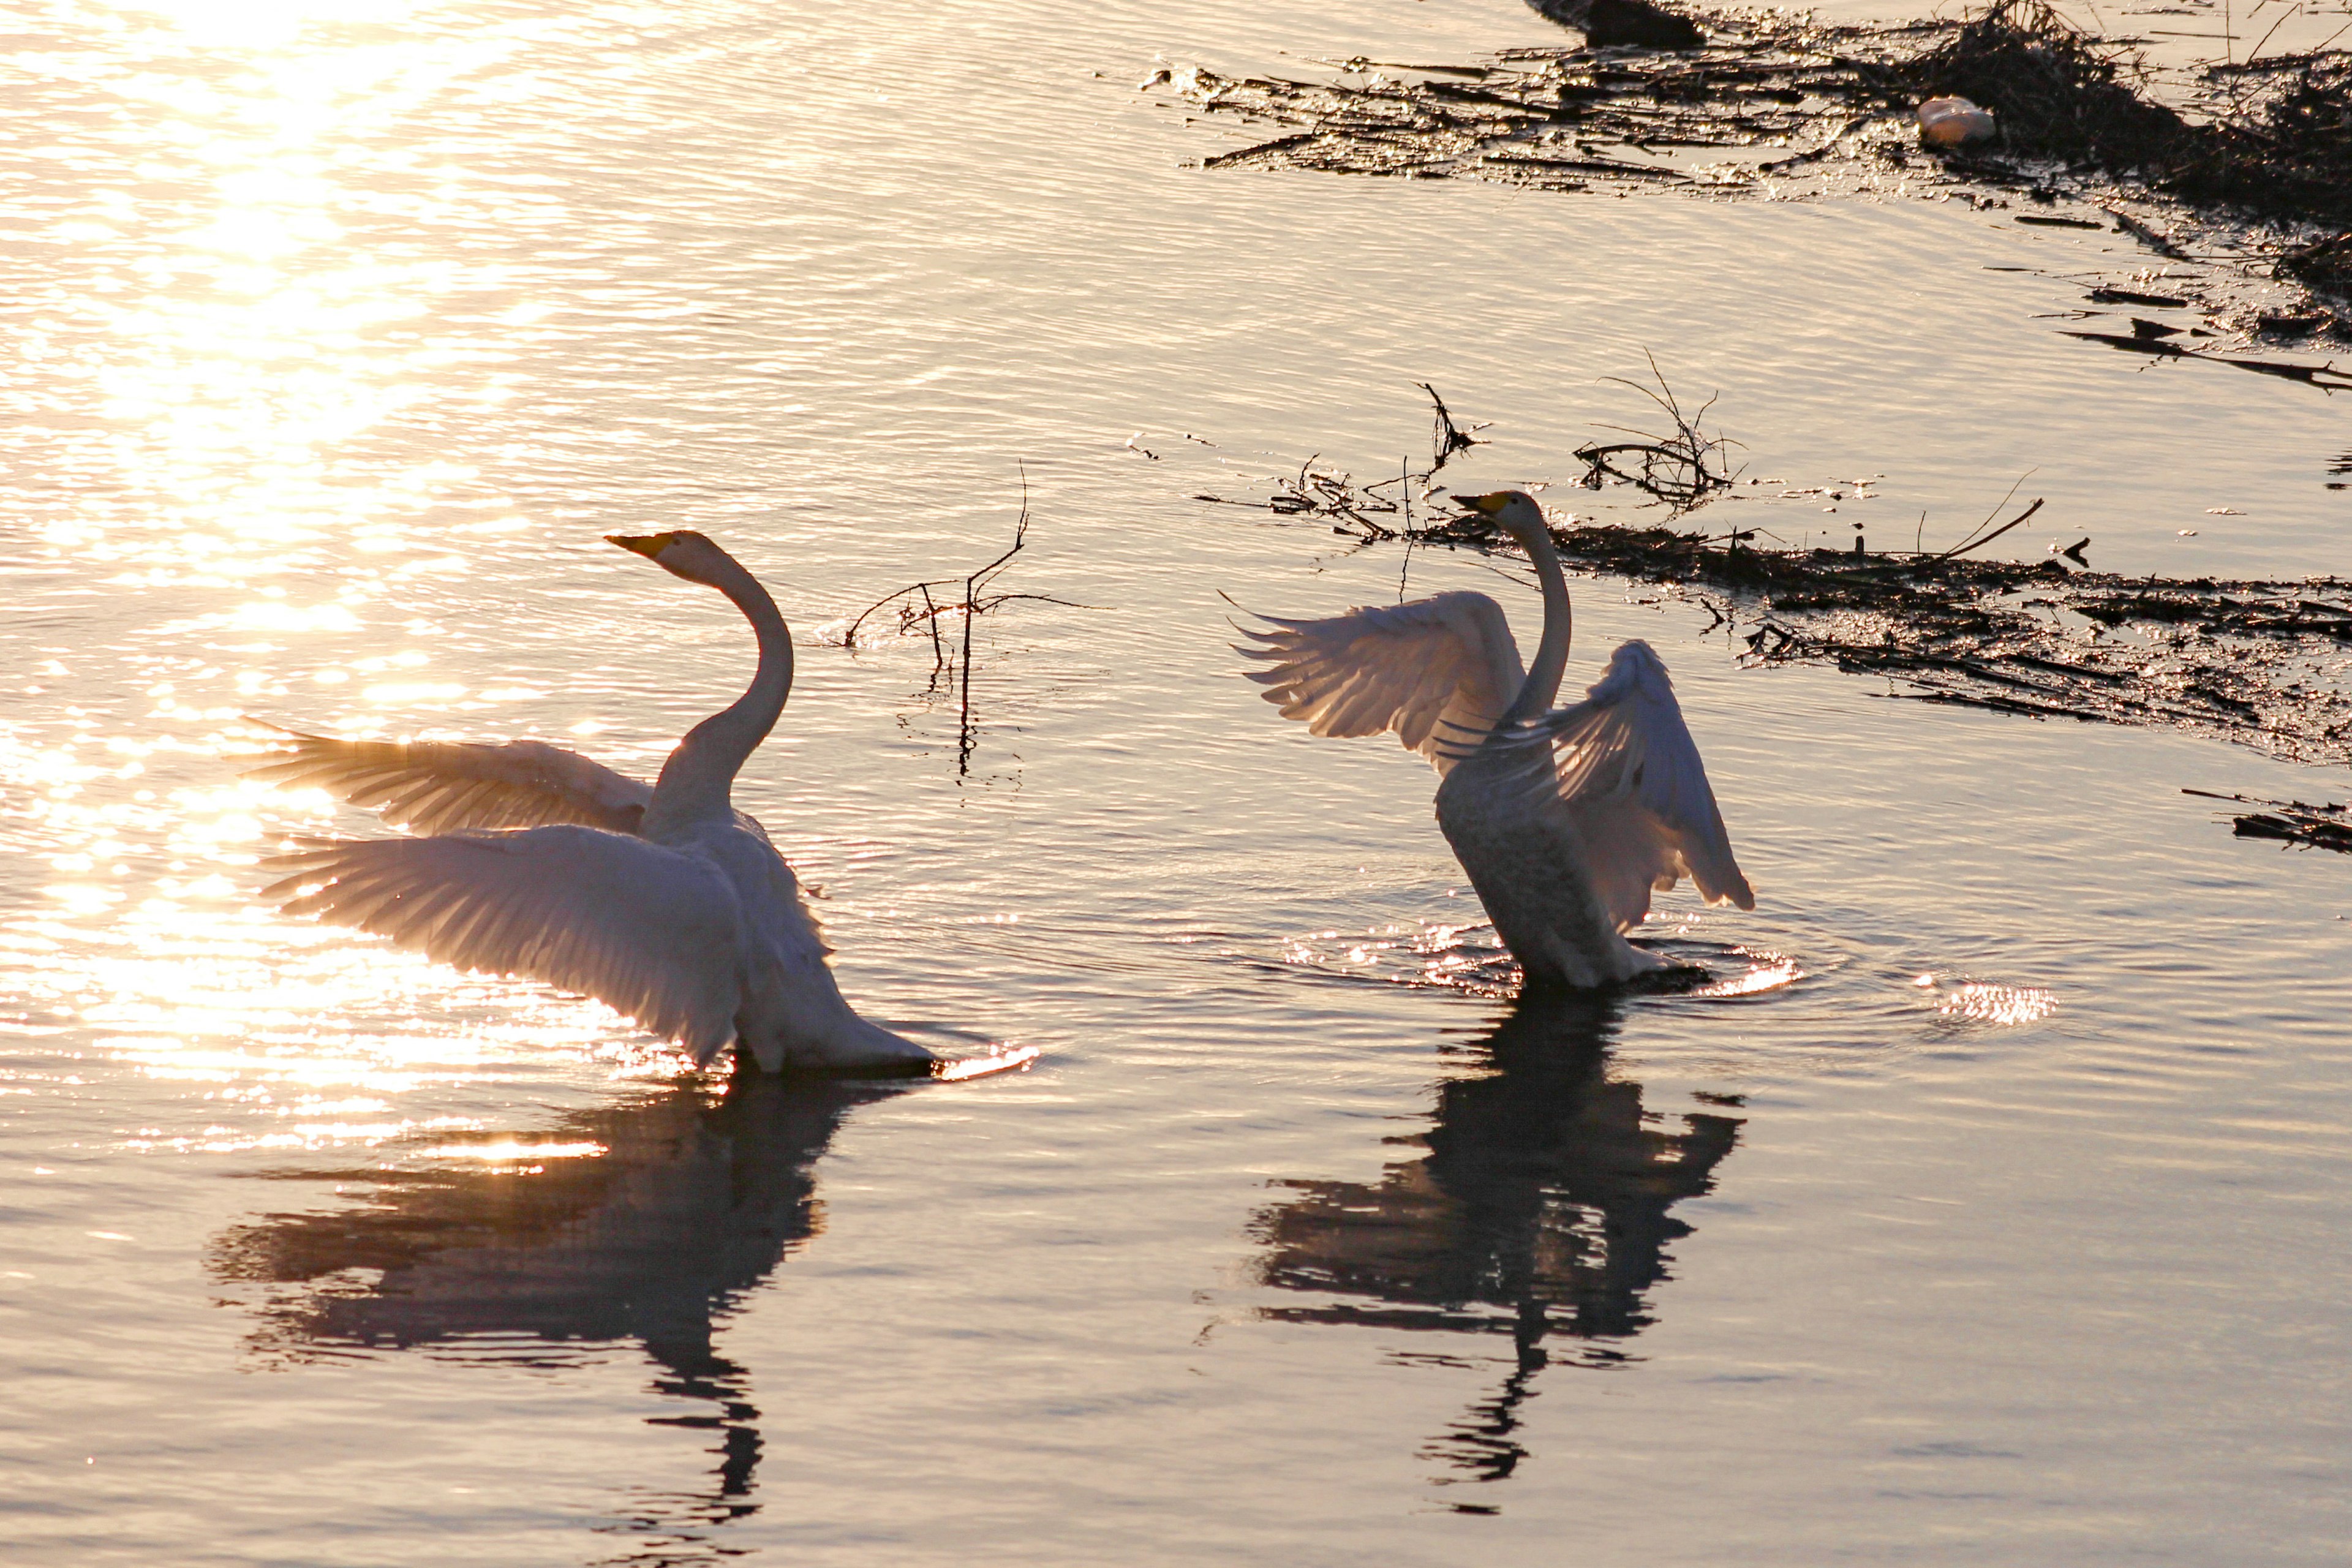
[1239,489,1753,989]
[244,722,655,837]
[252,532,934,1074]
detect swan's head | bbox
[606,530,741,587]
[1457,489,1551,550]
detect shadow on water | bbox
[1250,992,1743,1501]
[207,1066,910,1563]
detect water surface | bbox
[2,0,2348,1562]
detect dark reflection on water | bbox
[208,1069,908,1561]
[1251,995,1742,1494]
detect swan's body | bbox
[254,531,933,1074]
[1240,489,1752,989]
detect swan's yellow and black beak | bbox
[606,532,676,560]
[1457,491,1508,515]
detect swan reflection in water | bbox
[1251,993,1744,1494]
[208,1067,908,1555]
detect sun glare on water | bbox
[0,0,628,1137]
[119,0,420,47]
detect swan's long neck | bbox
[644,557,792,834]
[1500,522,1572,725]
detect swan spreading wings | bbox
[1238,489,1753,989]
[251,532,935,1074]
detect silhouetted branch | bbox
[1574,353,1740,513]
[1931,494,2044,563]
[1419,382,1489,473]
[843,467,1084,775]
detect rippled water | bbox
[4,0,2349,1562]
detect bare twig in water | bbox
[1931,490,2045,562]
[917,581,946,674]
[1191,383,1489,543]
[1398,456,1417,602]
[1574,355,1740,514]
[957,478,1031,774]
[843,468,1082,775]
[2184,788,2352,851]
[1419,382,1488,472]
[1268,453,1404,535]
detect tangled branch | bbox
[1574,353,1740,513]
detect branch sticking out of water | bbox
[1190,382,1491,541]
[1931,489,2043,562]
[842,470,1081,775]
[1419,382,1488,472]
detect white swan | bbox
[254,531,935,1075]
[1239,489,1754,989]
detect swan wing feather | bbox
[263,826,746,1065]
[1520,640,1754,926]
[1237,591,1526,774]
[244,723,654,836]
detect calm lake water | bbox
[3,0,2348,1562]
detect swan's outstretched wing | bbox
[1521,640,1754,928]
[263,827,745,1065]
[244,723,654,836]
[1237,590,1527,774]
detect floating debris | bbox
[2184,788,2352,853]
[1573,355,1738,514]
[1435,508,2352,764]
[1161,1,2352,384]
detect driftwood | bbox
[2184,788,2352,852]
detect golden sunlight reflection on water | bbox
[119,0,415,48]
[1686,951,1805,998]
[1922,976,2060,1027]
[415,1139,610,1161]
[0,0,620,1146]
[17,0,527,631]
[6,813,692,1157]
